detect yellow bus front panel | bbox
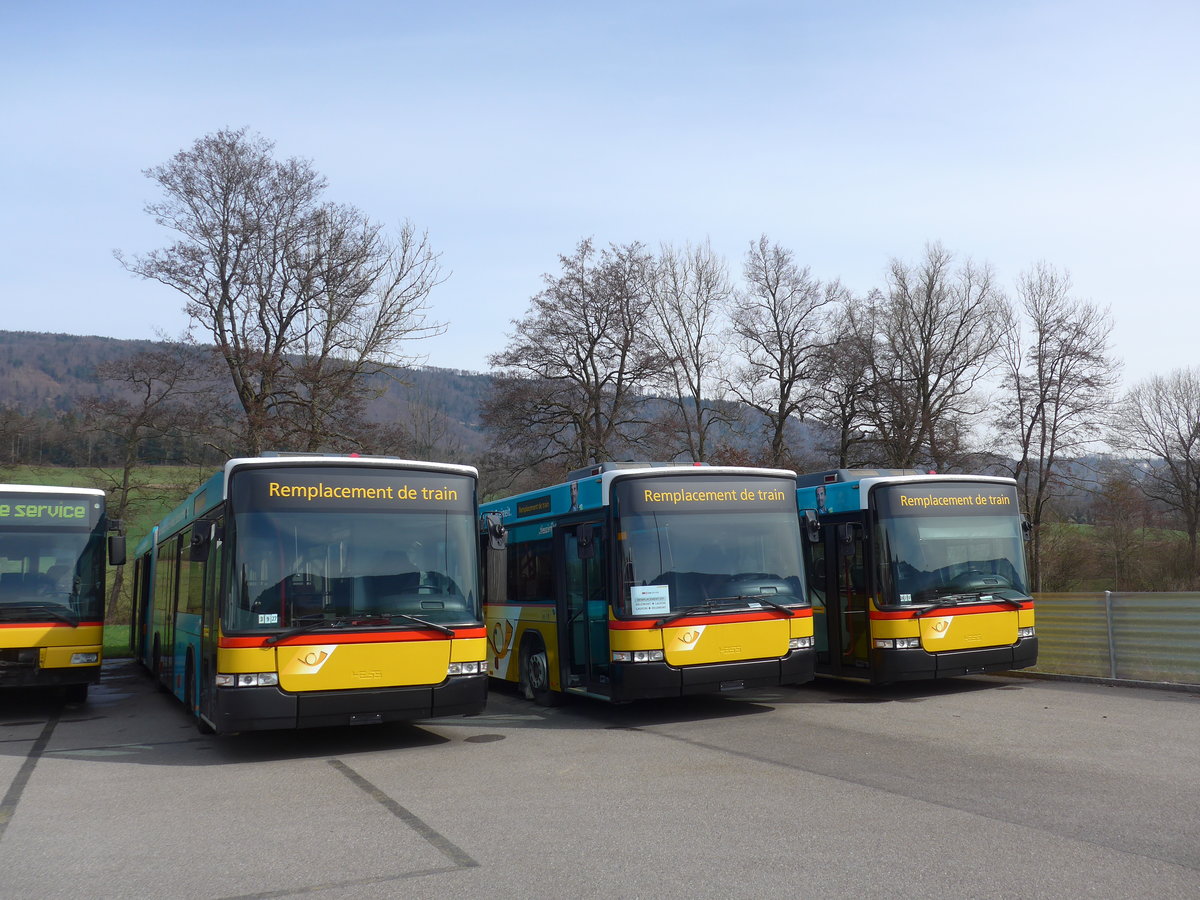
[661,618,791,667]
[917,610,1018,652]
[275,639,450,691]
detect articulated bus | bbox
[796,469,1037,683]
[0,484,125,701]
[481,462,815,704]
[131,456,487,734]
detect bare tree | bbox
[805,298,878,467]
[857,242,1006,470]
[482,239,667,476]
[1092,461,1157,591]
[118,128,444,456]
[82,343,216,620]
[995,262,1119,589]
[1111,368,1200,586]
[726,236,847,468]
[646,240,733,461]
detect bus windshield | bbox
[614,476,807,617]
[0,527,106,623]
[224,466,480,633]
[226,508,479,632]
[872,482,1029,605]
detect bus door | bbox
[154,535,182,686]
[835,522,870,672]
[802,526,833,667]
[560,522,610,694]
[197,517,223,722]
[133,555,150,662]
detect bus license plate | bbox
[719,680,745,692]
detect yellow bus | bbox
[131,456,486,733]
[481,462,815,704]
[0,484,125,701]
[797,469,1036,682]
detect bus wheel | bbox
[63,683,88,703]
[521,635,561,707]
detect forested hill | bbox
[0,330,492,456]
[0,331,163,411]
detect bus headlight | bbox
[216,673,279,687]
[612,650,664,663]
[1018,627,1035,639]
[70,652,99,665]
[448,661,484,675]
[789,636,814,650]
[874,638,921,649]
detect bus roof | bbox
[0,484,106,498]
[481,463,798,524]
[133,455,479,557]
[796,472,1019,514]
[795,468,926,487]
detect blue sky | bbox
[2,1,1196,388]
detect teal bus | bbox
[481,462,815,705]
[796,469,1036,683]
[131,455,487,733]
[0,484,125,701]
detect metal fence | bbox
[1032,592,1200,685]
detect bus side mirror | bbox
[802,509,821,543]
[484,513,507,551]
[838,523,857,557]
[190,521,212,563]
[1021,514,1032,541]
[108,534,127,567]
[577,523,595,560]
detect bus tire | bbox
[520,634,561,707]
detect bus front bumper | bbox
[871,635,1039,684]
[607,649,815,702]
[208,673,488,733]
[0,649,101,689]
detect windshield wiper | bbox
[0,604,79,627]
[916,593,1025,616]
[654,600,724,628]
[383,612,455,637]
[263,615,357,646]
[263,612,456,645]
[654,595,796,628]
[706,594,797,616]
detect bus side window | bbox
[804,540,827,608]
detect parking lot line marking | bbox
[0,711,58,842]
[328,758,478,869]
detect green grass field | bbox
[104,625,132,659]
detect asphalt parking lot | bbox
[1,660,1197,899]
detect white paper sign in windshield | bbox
[630,585,671,615]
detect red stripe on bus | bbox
[609,608,813,630]
[870,602,1033,620]
[219,626,487,648]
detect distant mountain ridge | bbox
[0,330,492,456]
